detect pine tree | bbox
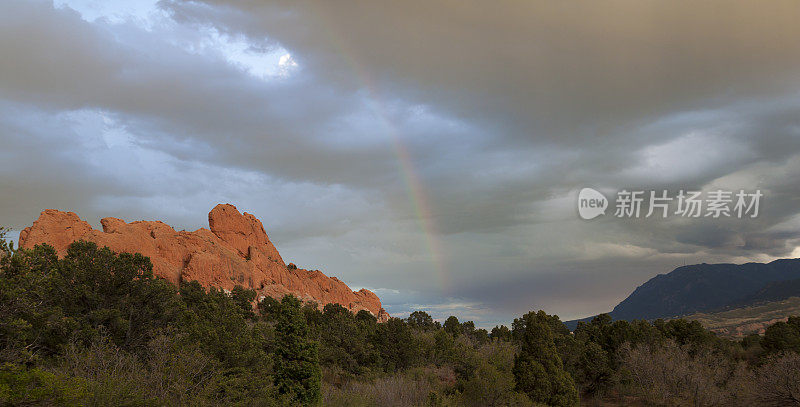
[513,310,579,406]
[274,295,321,405]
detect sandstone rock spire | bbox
[19,204,389,322]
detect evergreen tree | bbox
[513,310,579,407]
[490,325,513,341]
[274,295,321,405]
[444,316,461,337]
[762,316,800,353]
[373,318,419,372]
[407,310,435,330]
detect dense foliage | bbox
[512,311,577,406]
[1,234,800,406]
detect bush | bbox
[0,363,87,406]
[621,340,737,406]
[753,352,800,406]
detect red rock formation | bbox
[19,204,389,322]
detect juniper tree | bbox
[274,295,321,405]
[513,310,579,407]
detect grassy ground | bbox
[684,296,800,338]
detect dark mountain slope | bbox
[610,259,800,320]
[727,278,800,308]
[565,259,800,329]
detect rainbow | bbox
[369,91,451,293]
[304,7,451,292]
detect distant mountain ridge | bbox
[566,258,800,329]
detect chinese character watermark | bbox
[577,188,762,220]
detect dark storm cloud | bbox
[163,0,800,143]
[3,0,800,324]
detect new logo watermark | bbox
[578,188,608,219]
[577,188,762,220]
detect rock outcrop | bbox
[19,204,389,322]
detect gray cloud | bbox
[163,0,800,143]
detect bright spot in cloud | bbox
[279,53,297,68]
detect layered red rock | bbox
[19,204,389,322]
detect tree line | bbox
[1,233,800,406]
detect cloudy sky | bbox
[3,0,800,327]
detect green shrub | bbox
[0,363,87,406]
